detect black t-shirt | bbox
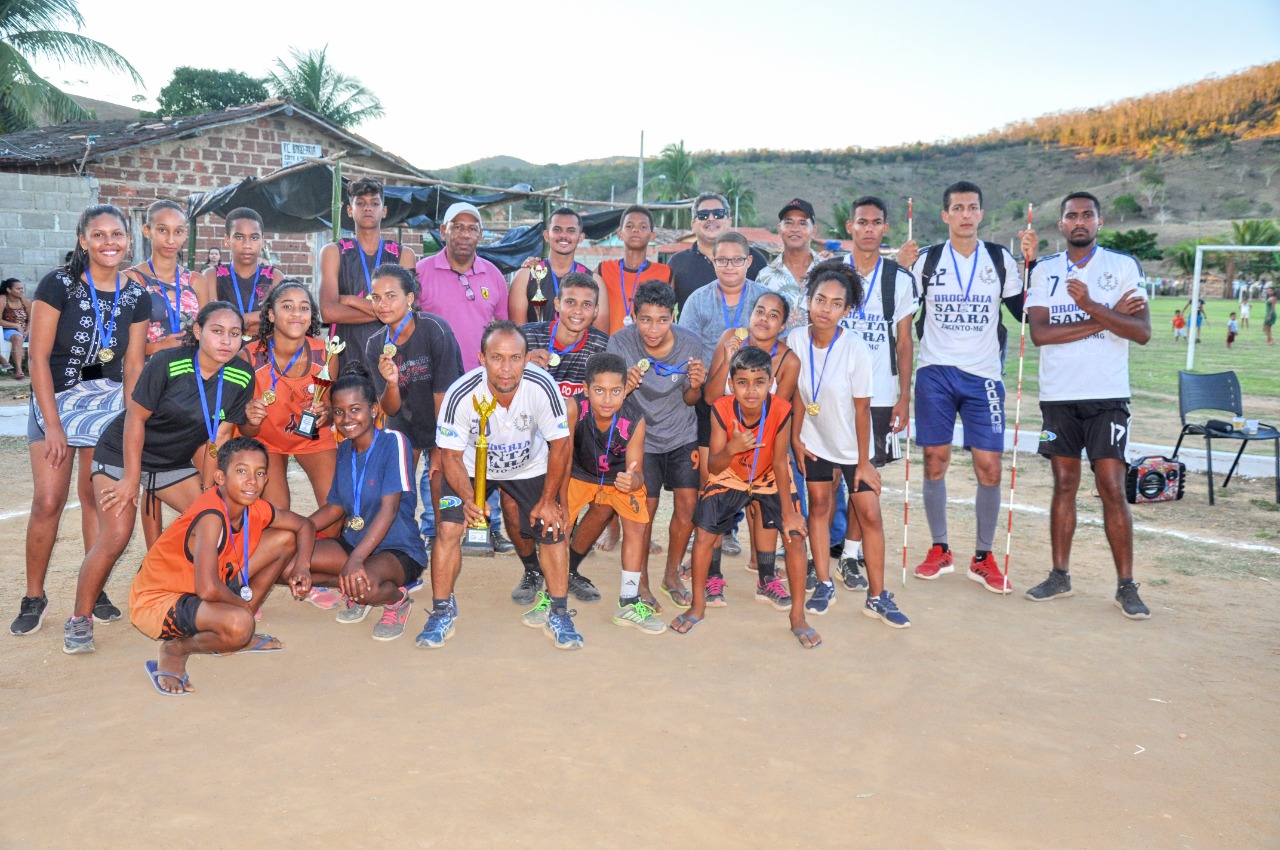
[35,269,152,392]
[571,394,646,484]
[519,321,610,399]
[94,346,254,471]
[362,311,464,451]
[335,239,404,372]
[668,243,769,311]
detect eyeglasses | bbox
[457,273,476,300]
[713,256,749,268]
[694,208,728,221]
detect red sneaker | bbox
[913,544,955,580]
[968,553,1011,594]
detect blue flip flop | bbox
[145,660,190,697]
[661,584,692,609]
[212,633,282,656]
[792,627,822,649]
[672,614,702,634]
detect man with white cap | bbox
[416,202,514,553]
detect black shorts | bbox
[805,455,876,493]
[1037,401,1130,464]
[693,482,800,536]
[870,406,903,468]
[158,593,204,640]
[335,537,425,586]
[643,441,700,493]
[439,474,564,544]
[695,398,713,447]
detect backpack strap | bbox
[914,244,945,341]
[880,260,899,376]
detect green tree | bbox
[1002,199,1030,222]
[266,45,383,128]
[1139,163,1165,186]
[1112,194,1142,222]
[455,165,478,186]
[151,67,266,117]
[1097,228,1163,261]
[654,140,699,228]
[827,200,852,240]
[0,0,142,132]
[1230,219,1280,279]
[1220,197,1252,218]
[715,169,756,227]
[1169,238,1210,278]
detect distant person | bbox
[1264,288,1276,345]
[1227,312,1238,348]
[595,205,672,334]
[202,247,222,273]
[509,208,591,326]
[1239,291,1251,329]
[668,192,768,311]
[1172,310,1187,341]
[1180,297,1206,343]
[1024,191,1153,619]
[0,277,31,378]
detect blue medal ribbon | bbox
[597,411,619,491]
[268,339,306,398]
[1065,245,1098,277]
[548,318,588,360]
[358,240,385,296]
[227,265,263,316]
[547,261,581,302]
[389,310,413,352]
[948,241,980,302]
[193,350,225,449]
[652,358,690,378]
[148,259,183,335]
[717,284,747,331]
[735,398,770,489]
[350,428,381,527]
[619,260,648,321]
[84,269,121,359]
[807,326,842,408]
[220,496,252,598]
[857,258,882,320]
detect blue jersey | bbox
[326,428,426,565]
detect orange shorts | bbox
[567,478,650,526]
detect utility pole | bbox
[636,131,645,204]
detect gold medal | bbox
[97,348,114,363]
[241,334,252,343]
[806,402,821,417]
[637,358,651,374]
[261,390,277,405]
[347,516,365,531]
[383,343,397,357]
[734,328,749,341]
[548,353,561,368]
[208,443,219,458]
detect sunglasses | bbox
[694,208,728,221]
[457,273,476,301]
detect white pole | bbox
[1187,247,1204,371]
[636,131,645,205]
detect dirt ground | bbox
[0,437,1277,849]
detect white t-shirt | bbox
[786,325,874,465]
[1025,247,1147,403]
[435,364,569,479]
[840,257,918,406]
[911,240,1022,381]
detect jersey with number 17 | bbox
[1026,247,1146,403]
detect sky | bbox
[34,0,1280,172]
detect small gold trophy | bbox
[466,393,499,546]
[298,336,345,439]
[529,261,549,305]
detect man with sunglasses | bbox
[670,192,769,312]
[416,201,514,553]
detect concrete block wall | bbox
[0,172,99,285]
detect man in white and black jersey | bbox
[417,321,583,650]
[1024,191,1153,619]
[902,180,1036,594]
[833,196,919,590]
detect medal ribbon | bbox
[1065,245,1098,277]
[220,496,252,595]
[807,326,842,409]
[652,358,690,377]
[548,261,581,302]
[389,310,413,352]
[718,284,747,331]
[548,318,588,358]
[735,398,770,488]
[350,428,381,528]
[619,260,649,321]
[227,265,263,316]
[193,350,226,449]
[597,411,619,491]
[947,241,980,302]
[268,339,306,398]
[857,258,882,320]
[148,260,183,334]
[84,269,121,358]
[358,240,385,296]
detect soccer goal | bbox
[1186,245,1280,370]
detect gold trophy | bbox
[298,336,345,439]
[529,261,549,305]
[466,393,499,546]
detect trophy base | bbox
[465,525,491,547]
[295,411,321,441]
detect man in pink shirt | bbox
[416,202,509,371]
[415,201,515,553]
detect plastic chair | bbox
[1172,370,1280,504]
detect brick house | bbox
[0,99,425,287]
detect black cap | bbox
[778,198,815,221]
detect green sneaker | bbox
[521,590,552,628]
[612,599,667,634]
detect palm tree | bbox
[0,0,142,132]
[266,45,383,129]
[827,200,853,240]
[715,170,756,227]
[1230,218,1280,280]
[654,140,698,229]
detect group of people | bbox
[8,177,1155,696]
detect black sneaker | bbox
[1025,569,1073,602]
[721,531,742,557]
[568,571,601,602]
[805,558,818,592]
[92,591,122,624]
[511,570,544,605]
[63,615,95,654]
[10,595,48,635]
[838,556,869,591]
[490,529,516,555]
[1115,582,1150,619]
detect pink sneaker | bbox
[705,575,728,608]
[755,576,792,612]
[306,587,343,610]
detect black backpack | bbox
[914,241,1014,362]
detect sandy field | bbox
[0,436,1277,849]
